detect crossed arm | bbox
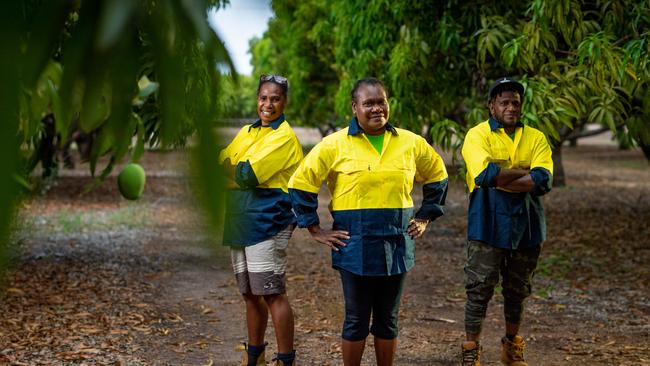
[462,129,553,195]
[495,168,535,192]
[221,158,239,189]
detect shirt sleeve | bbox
[415,179,449,221]
[289,189,320,227]
[528,133,554,196]
[414,137,449,221]
[461,128,500,190]
[234,161,259,188]
[218,126,248,165]
[239,130,303,186]
[414,137,448,184]
[288,141,335,228]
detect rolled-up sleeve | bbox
[235,160,259,189]
[289,189,319,227]
[288,142,334,228]
[529,167,552,196]
[529,133,554,196]
[475,162,501,188]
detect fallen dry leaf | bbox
[6,288,25,296]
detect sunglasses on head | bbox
[260,74,288,85]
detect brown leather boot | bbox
[501,335,528,366]
[461,341,481,366]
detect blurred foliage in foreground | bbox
[1,0,234,271]
[252,0,650,183]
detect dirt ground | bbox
[1,145,649,365]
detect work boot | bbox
[272,351,296,365]
[461,341,481,366]
[273,358,297,365]
[235,342,266,366]
[501,335,528,366]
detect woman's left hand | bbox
[407,218,430,239]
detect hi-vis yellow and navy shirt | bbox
[288,118,448,276]
[219,115,303,247]
[461,117,553,249]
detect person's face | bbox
[489,90,522,127]
[257,82,287,124]
[352,84,390,135]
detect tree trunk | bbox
[551,145,566,187]
[317,121,337,138]
[641,143,650,163]
[40,114,59,178]
[422,124,433,144]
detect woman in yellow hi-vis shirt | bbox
[219,75,302,366]
[288,77,448,366]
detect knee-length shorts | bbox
[339,269,407,341]
[230,226,293,295]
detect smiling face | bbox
[257,82,287,124]
[352,83,390,135]
[489,90,522,128]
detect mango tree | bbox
[252,0,650,186]
[1,0,234,270]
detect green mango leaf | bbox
[96,0,135,51]
[79,76,112,132]
[132,113,146,163]
[179,0,211,43]
[21,0,71,89]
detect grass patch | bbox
[612,159,649,170]
[533,253,573,299]
[536,253,573,280]
[535,285,558,299]
[102,206,148,230]
[28,205,149,235]
[58,211,84,234]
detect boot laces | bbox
[462,346,479,364]
[507,339,526,361]
[271,354,293,366]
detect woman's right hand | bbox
[307,225,349,251]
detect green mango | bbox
[117,163,146,200]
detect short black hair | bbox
[257,74,289,97]
[489,84,524,103]
[351,77,386,102]
[488,77,524,103]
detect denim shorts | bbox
[339,269,406,341]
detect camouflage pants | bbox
[464,240,541,335]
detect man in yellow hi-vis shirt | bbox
[289,77,448,366]
[460,77,553,366]
[219,75,303,366]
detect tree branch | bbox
[564,123,625,140]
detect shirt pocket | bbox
[514,150,532,169]
[331,159,369,201]
[370,170,412,208]
[490,143,510,165]
[385,149,416,172]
